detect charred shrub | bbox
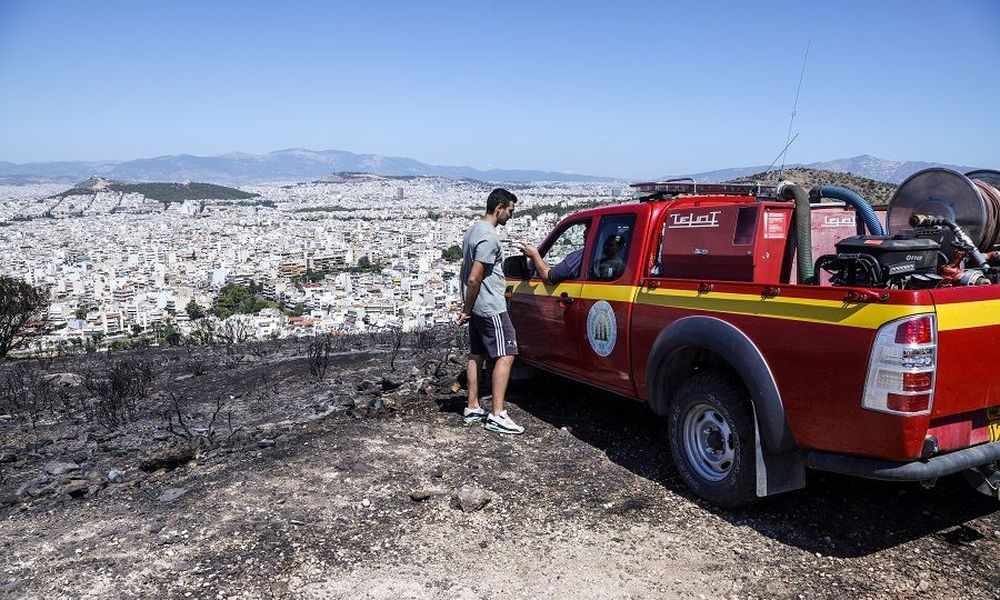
[185,359,207,377]
[307,335,333,380]
[162,392,241,449]
[0,362,66,428]
[83,356,155,428]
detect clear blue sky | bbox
[0,0,997,179]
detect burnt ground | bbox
[2,341,1000,599]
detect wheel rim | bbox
[682,403,736,482]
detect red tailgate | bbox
[927,285,1000,451]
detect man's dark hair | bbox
[485,188,517,214]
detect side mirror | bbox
[503,255,529,279]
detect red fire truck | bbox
[505,169,1000,508]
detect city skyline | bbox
[1,1,998,179]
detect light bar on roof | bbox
[630,181,779,201]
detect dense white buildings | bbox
[0,175,619,347]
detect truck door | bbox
[575,212,640,394]
[509,219,590,375]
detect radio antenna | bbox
[765,132,800,177]
[778,40,811,177]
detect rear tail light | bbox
[862,314,936,416]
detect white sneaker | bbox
[484,410,525,435]
[463,406,488,425]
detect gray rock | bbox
[380,377,403,392]
[146,521,165,534]
[409,489,432,502]
[45,460,80,476]
[606,496,648,515]
[431,466,444,479]
[0,451,16,463]
[139,442,196,472]
[152,431,170,442]
[0,580,22,593]
[0,492,18,507]
[26,482,56,498]
[61,479,91,499]
[256,439,276,448]
[158,486,191,503]
[43,372,84,387]
[450,485,493,512]
[107,469,125,483]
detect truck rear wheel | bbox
[668,369,756,508]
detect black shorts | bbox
[469,312,519,359]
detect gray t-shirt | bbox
[460,220,507,317]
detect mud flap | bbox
[754,414,806,497]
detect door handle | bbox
[559,292,574,306]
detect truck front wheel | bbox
[668,369,756,508]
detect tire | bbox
[668,369,757,509]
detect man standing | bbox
[457,188,524,435]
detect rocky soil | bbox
[2,341,1000,599]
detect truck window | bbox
[589,214,636,282]
[534,220,589,280]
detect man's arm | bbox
[519,243,555,284]
[457,260,486,324]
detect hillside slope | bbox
[50,177,259,204]
[1,338,999,598]
[729,168,898,206]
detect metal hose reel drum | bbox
[966,169,1000,189]
[887,168,1000,254]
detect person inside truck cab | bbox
[592,234,626,280]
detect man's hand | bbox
[455,312,471,326]
[518,242,540,259]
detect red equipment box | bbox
[660,201,792,283]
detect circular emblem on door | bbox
[587,300,617,357]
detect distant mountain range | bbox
[677,155,984,185]
[0,149,987,186]
[0,149,615,185]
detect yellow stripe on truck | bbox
[510,279,933,330]
[935,299,1000,331]
[511,281,637,303]
[635,287,931,329]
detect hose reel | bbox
[887,168,1000,255]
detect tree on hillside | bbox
[441,244,462,262]
[0,276,49,361]
[185,299,205,321]
[211,284,277,320]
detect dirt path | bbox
[2,349,1000,599]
